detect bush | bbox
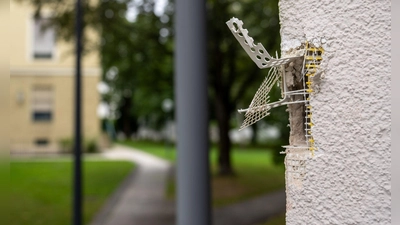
[58,138,99,153]
[85,139,98,153]
[58,138,73,153]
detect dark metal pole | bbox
[175,0,211,225]
[73,0,83,224]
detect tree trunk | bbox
[120,96,132,138]
[215,93,234,175]
[251,122,258,145]
[208,13,235,176]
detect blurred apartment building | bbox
[10,1,101,153]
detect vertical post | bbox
[175,0,211,225]
[73,0,83,224]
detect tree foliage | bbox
[20,0,287,173]
[206,0,287,174]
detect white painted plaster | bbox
[279,0,391,224]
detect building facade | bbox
[10,1,101,153]
[280,0,391,224]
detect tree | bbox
[21,0,285,175]
[99,1,175,136]
[206,0,283,175]
[20,0,175,138]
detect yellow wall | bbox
[10,0,100,69]
[10,75,100,152]
[10,0,101,153]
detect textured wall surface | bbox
[279,0,391,224]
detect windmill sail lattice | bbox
[226,17,300,69]
[226,17,303,130]
[226,17,325,155]
[239,67,280,130]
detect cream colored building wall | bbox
[10,75,100,152]
[10,0,101,153]
[10,0,99,69]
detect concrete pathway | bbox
[90,144,285,225]
[90,145,174,225]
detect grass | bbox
[259,213,285,225]
[209,150,285,207]
[10,160,134,225]
[119,140,285,207]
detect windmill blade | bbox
[226,17,300,69]
[239,67,281,130]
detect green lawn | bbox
[11,160,134,225]
[259,213,285,225]
[119,140,285,207]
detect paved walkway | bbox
[90,145,285,225]
[90,145,174,225]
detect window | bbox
[33,17,55,59]
[32,85,53,122]
[33,112,52,121]
[35,139,49,146]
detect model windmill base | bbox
[226,17,324,155]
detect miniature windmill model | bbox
[226,17,324,155]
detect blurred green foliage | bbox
[58,137,99,153]
[258,213,285,225]
[206,0,287,172]
[22,0,287,169]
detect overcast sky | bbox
[126,0,168,22]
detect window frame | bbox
[32,111,53,122]
[29,13,58,62]
[35,138,50,146]
[31,85,54,123]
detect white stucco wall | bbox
[279,0,391,224]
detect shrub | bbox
[85,139,98,153]
[58,138,73,153]
[58,138,99,153]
